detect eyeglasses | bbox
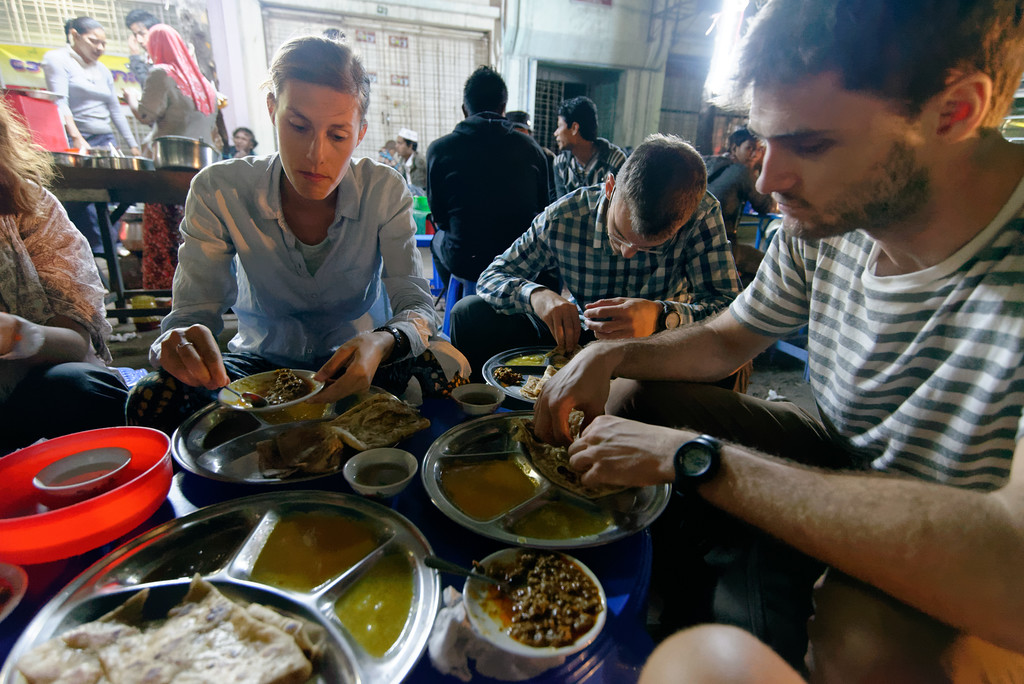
[604,192,668,255]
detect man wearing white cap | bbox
[396,127,427,192]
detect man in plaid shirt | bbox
[552,96,628,198]
[450,133,745,389]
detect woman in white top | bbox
[126,33,465,434]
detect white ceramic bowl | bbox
[217,369,324,413]
[343,448,418,498]
[452,383,504,415]
[463,547,607,658]
[32,446,132,504]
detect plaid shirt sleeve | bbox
[477,208,563,315]
[666,193,743,324]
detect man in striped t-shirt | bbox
[534,0,1024,680]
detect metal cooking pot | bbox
[152,136,219,170]
[51,151,92,167]
[86,156,156,171]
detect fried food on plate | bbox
[256,422,345,477]
[330,394,430,451]
[16,575,323,684]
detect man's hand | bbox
[128,34,143,55]
[567,415,688,487]
[313,331,392,403]
[530,288,582,353]
[160,325,229,390]
[583,298,661,339]
[533,344,620,445]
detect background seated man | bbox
[427,67,550,287]
[552,96,627,198]
[533,0,1024,678]
[450,134,745,388]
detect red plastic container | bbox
[0,427,172,565]
[2,91,67,152]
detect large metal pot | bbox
[152,136,219,170]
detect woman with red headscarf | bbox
[125,24,219,290]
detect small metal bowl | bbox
[32,446,132,506]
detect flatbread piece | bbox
[329,394,430,451]
[510,416,626,499]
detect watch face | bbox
[665,311,681,329]
[682,448,712,477]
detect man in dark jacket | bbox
[427,67,551,286]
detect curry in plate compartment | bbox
[251,512,379,591]
[510,501,612,539]
[439,459,539,520]
[335,554,414,658]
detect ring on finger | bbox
[177,341,195,350]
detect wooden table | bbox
[51,166,198,320]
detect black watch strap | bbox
[673,434,722,494]
[374,325,410,362]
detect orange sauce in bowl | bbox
[440,460,538,520]
[251,512,379,591]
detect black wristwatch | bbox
[673,435,721,494]
[659,302,682,331]
[374,325,410,363]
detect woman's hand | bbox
[159,325,229,390]
[0,313,22,357]
[567,415,688,488]
[530,288,583,354]
[583,298,661,339]
[313,332,392,403]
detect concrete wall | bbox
[501,0,684,149]
[208,0,500,154]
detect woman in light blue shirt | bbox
[127,33,445,433]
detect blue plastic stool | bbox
[442,276,476,337]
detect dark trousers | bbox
[63,133,120,255]
[449,294,597,382]
[1,362,129,455]
[607,378,859,671]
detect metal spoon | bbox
[221,385,268,408]
[424,555,511,592]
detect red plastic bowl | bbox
[0,427,172,565]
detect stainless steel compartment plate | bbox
[421,412,671,549]
[0,491,441,684]
[172,390,391,485]
[482,346,558,404]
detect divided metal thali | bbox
[482,346,567,404]
[422,412,671,549]
[172,389,389,485]
[0,491,441,684]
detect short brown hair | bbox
[733,0,1024,127]
[616,134,707,239]
[263,33,370,122]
